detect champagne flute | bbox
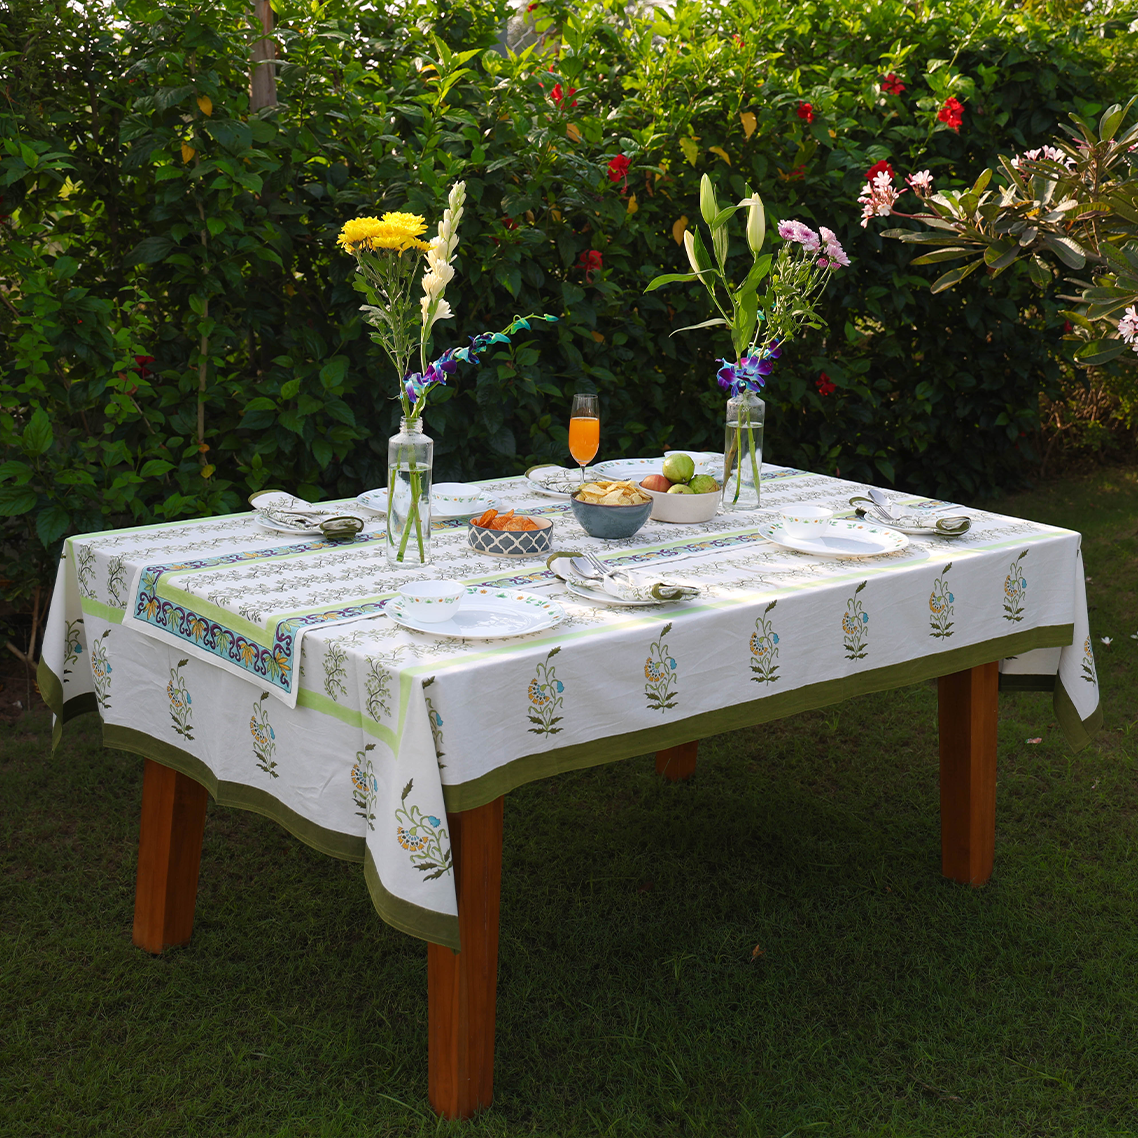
[568,393,600,486]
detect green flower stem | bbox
[389,440,427,564]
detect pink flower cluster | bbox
[777,220,849,267]
[858,164,935,226]
[1119,306,1138,355]
[858,170,899,227]
[1011,145,1075,171]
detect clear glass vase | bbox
[723,392,764,511]
[387,416,433,566]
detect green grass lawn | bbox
[2,468,1136,1138]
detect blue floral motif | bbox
[395,779,452,879]
[749,600,781,683]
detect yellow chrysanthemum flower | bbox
[337,213,430,255]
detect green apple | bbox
[667,483,694,494]
[688,474,720,495]
[661,452,696,484]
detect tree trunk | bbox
[250,0,276,110]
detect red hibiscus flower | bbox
[937,97,964,133]
[732,34,744,47]
[880,72,906,95]
[797,101,814,123]
[607,153,630,190]
[865,159,894,182]
[133,355,156,378]
[816,372,836,396]
[550,83,577,109]
[577,249,602,282]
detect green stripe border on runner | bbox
[441,622,1082,813]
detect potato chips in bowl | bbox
[569,480,653,539]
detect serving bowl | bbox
[569,493,653,540]
[640,485,721,524]
[467,516,553,557]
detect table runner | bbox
[40,467,1101,950]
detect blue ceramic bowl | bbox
[569,492,653,540]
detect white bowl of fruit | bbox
[639,453,722,523]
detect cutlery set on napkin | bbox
[249,491,366,539]
[847,489,972,536]
[546,550,700,604]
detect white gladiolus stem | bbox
[419,180,466,355]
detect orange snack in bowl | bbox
[471,509,497,528]
[487,510,516,530]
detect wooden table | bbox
[132,660,998,1119]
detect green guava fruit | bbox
[661,452,696,484]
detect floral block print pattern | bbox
[106,555,127,607]
[323,642,348,701]
[749,600,780,683]
[395,779,452,880]
[251,691,278,778]
[62,618,84,682]
[90,630,112,709]
[422,677,445,760]
[351,743,378,830]
[527,647,565,735]
[1081,638,1098,686]
[842,581,869,661]
[167,659,194,740]
[1003,550,1029,623]
[644,622,678,711]
[929,563,955,639]
[76,546,95,598]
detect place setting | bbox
[386,579,565,638]
[248,490,369,540]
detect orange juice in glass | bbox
[568,394,599,484]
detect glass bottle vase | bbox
[387,416,433,566]
[723,392,765,511]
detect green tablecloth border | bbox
[439,622,1082,813]
[363,849,461,951]
[99,723,365,861]
[38,659,98,751]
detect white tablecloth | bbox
[40,466,1101,949]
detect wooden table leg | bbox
[428,796,504,1120]
[133,758,209,954]
[655,740,699,782]
[938,662,999,886]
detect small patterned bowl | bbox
[780,505,833,539]
[433,482,482,513]
[467,516,553,558]
[397,580,465,623]
[569,493,653,540]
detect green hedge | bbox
[1,0,1131,604]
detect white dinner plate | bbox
[564,581,662,607]
[590,453,722,483]
[433,493,501,521]
[760,519,910,557]
[386,587,564,638]
[355,489,389,514]
[524,465,579,497]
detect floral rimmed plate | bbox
[386,587,564,638]
[759,519,910,557]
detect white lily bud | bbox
[745,195,765,255]
[684,229,700,274]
